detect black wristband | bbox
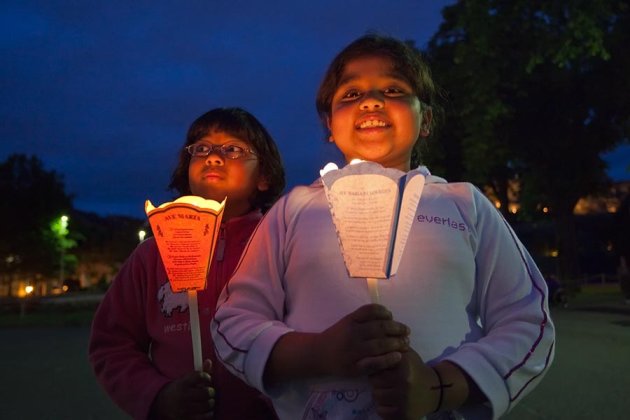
[432,367,444,413]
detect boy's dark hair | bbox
[168,107,285,213]
[315,34,441,167]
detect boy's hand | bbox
[319,304,410,377]
[152,359,215,419]
[368,349,438,420]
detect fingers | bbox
[372,381,404,418]
[203,359,213,375]
[348,305,411,376]
[184,388,215,416]
[365,333,410,353]
[369,350,433,418]
[357,320,410,343]
[185,385,215,401]
[351,304,393,323]
[378,319,410,337]
[357,352,403,375]
[355,321,410,360]
[370,371,407,419]
[157,377,214,419]
[180,371,213,389]
[351,305,410,339]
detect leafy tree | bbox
[47,215,78,282]
[425,0,630,282]
[0,154,73,294]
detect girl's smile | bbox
[355,112,392,131]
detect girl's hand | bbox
[368,349,438,420]
[319,304,410,377]
[151,359,215,420]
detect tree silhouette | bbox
[425,0,630,282]
[0,154,73,294]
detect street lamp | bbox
[59,215,69,285]
[21,284,34,318]
[138,229,146,243]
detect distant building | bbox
[484,180,629,216]
[574,181,630,215]
[481,180,629,282]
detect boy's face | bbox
[327,56,429,171]
[188,130,268,219]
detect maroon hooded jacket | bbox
[89,210,275,419]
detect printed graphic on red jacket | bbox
[158,281,188,316]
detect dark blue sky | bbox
[2,0,629,219]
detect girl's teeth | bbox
[359,120,386,128]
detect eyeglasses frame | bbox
[185,143,258,160]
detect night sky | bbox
[2,0,629,219]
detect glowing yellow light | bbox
[550,250,559,257]
[138,230,146,242]
[494,201,501,209]
[25,285,34,295]
[62,285,69,292]
[542,207,549,213]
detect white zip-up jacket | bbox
[212,169,555,419]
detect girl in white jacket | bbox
[212,34,555,420]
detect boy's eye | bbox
[186,143,253,159]
[194,144,211,154]
[222,144,245,157]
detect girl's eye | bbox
[337,87,408,102]
[340,89,362,101]
[383,87,405,97]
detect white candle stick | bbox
[187,290,203,372]
[367,277,380,304]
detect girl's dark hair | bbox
[168,107,285,213]
[315,34,441,167]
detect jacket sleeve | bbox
[88,241,171,420]
[211,196,294,395]
[445,186,556,419]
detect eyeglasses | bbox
[185,143,257,160]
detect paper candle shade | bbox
[145,196,226,292]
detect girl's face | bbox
[327,56,430,171]
[188,130,268,219]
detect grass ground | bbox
[0,293,98,327]
[0,308,95,328]
[569,282,625,304]
[0,283,625,328]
